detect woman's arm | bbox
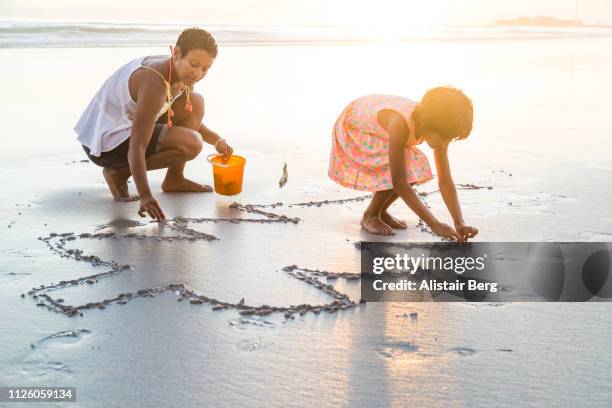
[128,75,166,220]
[199,124,233,158]
[199,123,220,145]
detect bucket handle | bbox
[206,154,232,168]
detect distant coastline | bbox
[495,16,612,28]
[2,20,612,48]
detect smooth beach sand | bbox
[1,35,612,407]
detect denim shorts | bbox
[82,124,168,168]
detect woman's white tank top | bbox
[74,56,180,157]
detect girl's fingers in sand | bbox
[451,227,464,242]
[432,222,464,242]
[457,225,479,240]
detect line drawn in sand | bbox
[25,184,493,320]
[28,203,361,319]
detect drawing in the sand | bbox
[30,232,362,319]
[26,184,492,320]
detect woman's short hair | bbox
[176,28,218,58]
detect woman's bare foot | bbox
[361,214,395,235]
[381,210,407,230]
[102,168,138,202]
[161,177,213,193]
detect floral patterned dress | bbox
[328,94,433,192]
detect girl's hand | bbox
[430,221,464,242]
[215,139,234,159]
[455,223,478,241]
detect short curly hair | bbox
[417,86,473,141]
[176,27,218,58]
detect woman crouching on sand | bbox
[328,87,478,242]
[75,28,233,220]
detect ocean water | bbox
[2,20,612,47]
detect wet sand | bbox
[2,36,612,407]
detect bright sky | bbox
[2,0,611,26]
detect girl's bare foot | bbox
[102,168,138,202]
[361,214,395,235]
[161,177,213,193]
[381,210,407,230]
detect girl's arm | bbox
[387,116,436,225]
[434,147,479,240]
[433,147,464,226]
[380,110,463,241]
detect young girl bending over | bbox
[329,87,478,242]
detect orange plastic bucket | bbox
[207,154,246,195]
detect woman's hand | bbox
[215,139,234,159]
[138,194,166,221]
[430,221,464,242]
[455,223,478,241]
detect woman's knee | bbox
[159,127,202,160]
[171,93,204,129]
[182,129,203,160]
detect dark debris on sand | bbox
[417,183,493,198]
[288,195,372,208]
[228,202,300,224]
